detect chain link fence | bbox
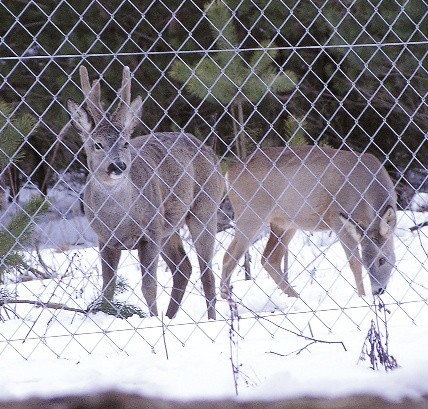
[0,0,427,362]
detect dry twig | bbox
[227,290,240,396]
[359,297,398,372]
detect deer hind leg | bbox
[221,212,265,299]
[262,226,299,297]
[161,232,192,319]
[187,213,217,320]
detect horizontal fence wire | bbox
[0,0,427,360]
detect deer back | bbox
[227,145,396,232]
[128,132,222,233]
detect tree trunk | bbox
[236,99,247,160]
[231,99,251,280]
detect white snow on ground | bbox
[0,193,427,402]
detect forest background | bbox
[0,0,427,208]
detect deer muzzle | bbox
[107,161,127,179]
[373,287,386,296]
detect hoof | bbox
[220,287,231,300]
[285,286,299,298]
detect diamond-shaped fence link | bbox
[0,0,427,360]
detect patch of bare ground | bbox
[0,392,427,409]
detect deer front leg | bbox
[138,238,161,317]
[261,226,299,298]
[87,245,121,313]
[221,214,265,299]
[100,245,121,303]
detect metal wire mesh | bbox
[0,0,427,360]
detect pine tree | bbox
[169,0,297,159]
[283,117,309,147]
[0,100,49,282]
[0,100,33,173]
[0,196,49,280]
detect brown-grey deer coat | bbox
[221,146,397,299]
[67,66,224,319]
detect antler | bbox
[112,66,132,121]
[79,65,103,124]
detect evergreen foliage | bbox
[283,117,308,147]
[88,279,146,319]
[0,0,426,202]
[170,4,296,106]
[0,100,49,282]
[0,196,49,281]
[169,1,297,158]
[0,100,36,171]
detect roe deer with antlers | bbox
[221,146,397,299]
[67,66,224,319]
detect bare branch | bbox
[0,298,87,314]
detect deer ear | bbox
[339,213,362,242]
[379,205,396,237]
[67,99,94,139]
[121,95,143,138]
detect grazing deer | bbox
[67,66,224,319]
[221,146,397,299]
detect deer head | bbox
[67,66,143,185]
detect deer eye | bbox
[123,141,129,149]
[379,257,386,266]
[94,142,104,151]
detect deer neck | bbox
[88,176,135,212]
